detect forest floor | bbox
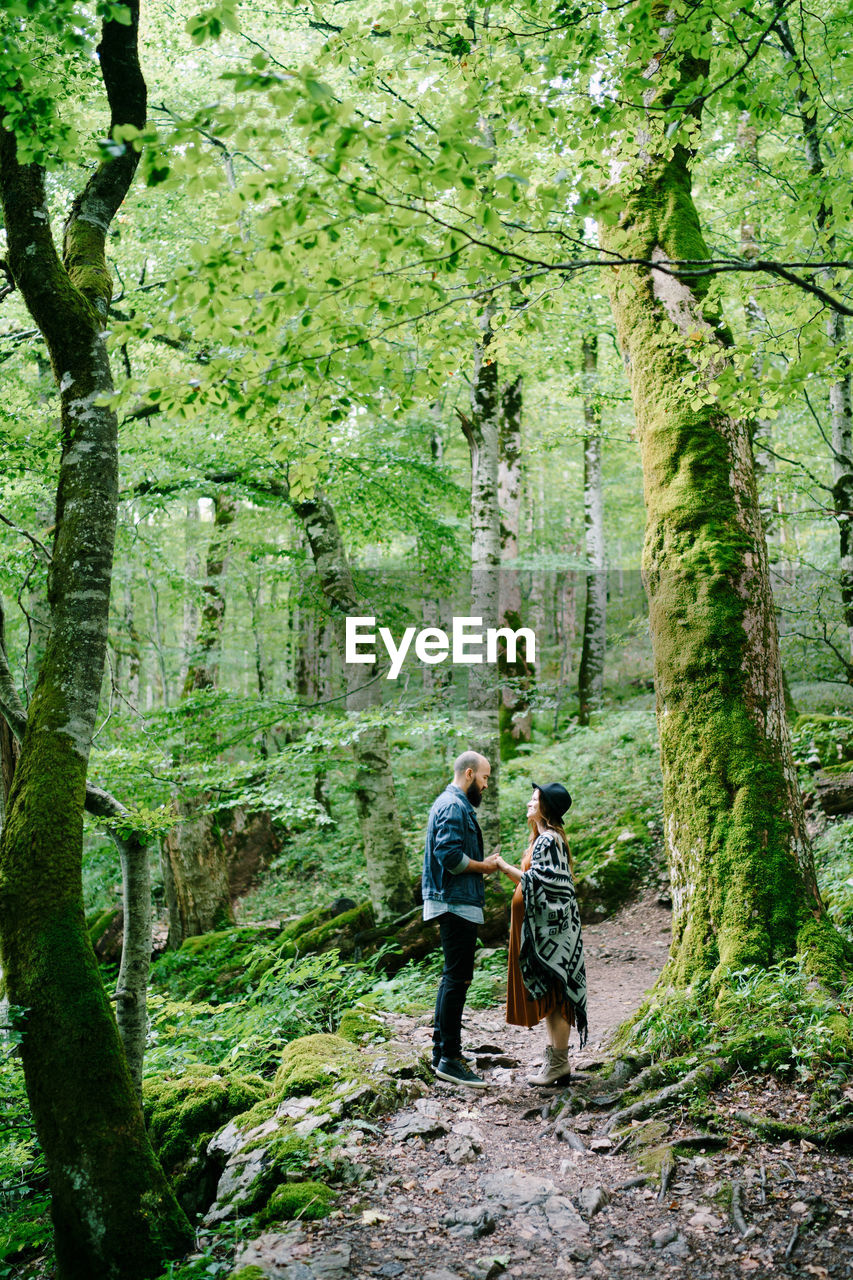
[228,892,853,1280]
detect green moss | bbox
[280,903,337,942]
[636,1144,673,1175]
[87,906,121,947]
[632,1119,669,1145]
[143,1064,268,1213]
[274,1033,361,1096]
[337,1002,389,1044]
[293,903,374,957]
[64,219,113,313]
[797,915,852,991]
[256,1179,334,1225]
[229,1269,267,1280]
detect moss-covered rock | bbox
[338,1002,389,1044]
[256,1179,334,1225]
[205,1023,430,1225]
[143,1064,268,1217]
[292,902,375,958]
[229,1269,267,1280]
[280,902,338,942]
[274,1033,362,1097]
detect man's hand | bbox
[481,852,501,875]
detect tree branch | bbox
[63,2,147,313]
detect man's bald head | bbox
[453,750,488,777]
[453,752,491,808]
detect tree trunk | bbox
[577,332,607,725]
[179,497,201,692]
[459,322,502,853]
[0,602,19,822]
[296,494,414,921]
[498,374,533,756]
[163,492,237,946]
[0,7,192,1273]
[84,786,151,1102]
[599,15,840,987]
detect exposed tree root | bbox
[603,1056,735,1132]
[733,1111,853,1150]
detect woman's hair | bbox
[526,802,573,874]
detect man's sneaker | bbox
[434,1057,488,1089]
[527,1045,570,1086]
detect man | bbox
[422,751,500,1088]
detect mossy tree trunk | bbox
[498,374,533,758]
[1,605,152,1094]
[459,322,502,853]
[0,5,192,1275]
[599,14,842,988]
[577,331,607,725]
[296,494,414,921]
[163,491,237,946]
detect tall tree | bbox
[296,493,414,921]
[162,490,237,945]
[577,331,607,725]
[498,373,534,756]
[459,321,502,853]
[599,3,843,985]
[0,3,191,1274]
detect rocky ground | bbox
[228,893,853,1280]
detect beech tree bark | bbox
[296,494,413,920]
[577,332,607,725]
[163,491,237,946]
[599,9,843,987]
[459,321,502,853]
[0,5,191,1274]
[498,374,533,757]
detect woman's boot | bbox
[527,1045,570,1085]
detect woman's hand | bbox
[497,855,523,884]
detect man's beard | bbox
[467,780,483,808]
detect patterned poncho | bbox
[519,831,588,1047]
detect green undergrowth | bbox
[0,1021,50,1278]
[146,947,382,1077]
[791,714,853,793]
[368,944,509,1015]
[813,816,853,939]
[790,682,853,717]
[614,957,853,1108]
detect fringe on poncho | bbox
[519,831,588,1048]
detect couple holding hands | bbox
[422,751,588,1090]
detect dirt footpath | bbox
[232,893,853,1280]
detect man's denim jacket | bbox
[422,783,485,909]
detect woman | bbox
[497,782,588,1086]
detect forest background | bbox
[0,0,852,1277]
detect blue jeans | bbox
[432,913,478,1063]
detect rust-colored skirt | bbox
[506,854,576,1030]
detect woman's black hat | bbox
[533,781,573,823]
